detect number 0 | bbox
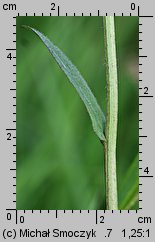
[131,3,136,10]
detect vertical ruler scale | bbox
[138,6,154,213]
[5,14,17,207]
[0,0,155,241]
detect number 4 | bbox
[144,167,149,174]
[7,53,12,60]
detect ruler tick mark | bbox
[95,210,98,224]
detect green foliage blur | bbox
[17,16,138,210]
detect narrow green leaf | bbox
[119,154,139,209]
[23,26,106,141]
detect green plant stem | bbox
[103,16,118,210]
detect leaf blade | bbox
[23,26,106,141]
[119,154,139,209]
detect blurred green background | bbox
[17,17,138,210]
